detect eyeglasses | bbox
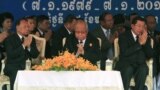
[134,24,146,29]
[75,31,87,34]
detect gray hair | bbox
[74,19,88,32]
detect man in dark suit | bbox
[115,16,153,90]
[0,12,14,69]
[145,15,160,76]
[51,15,77,56]
[91,12,116,70]
[35,15,53,58]
[4,18,39,90]
[0,30,8,60]
[64,19,101,65]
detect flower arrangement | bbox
[32,51,98,71]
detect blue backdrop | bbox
[0,0,160,31]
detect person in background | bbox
[123,15,130,30]
[115,16,153,90]
[25,15,37,34]
[113,13,126,36]
[64,19,101,65]
[91,12,116,70]
[145,15,160,86]
[124,13,139,30]
[51,14,77,56]
[129,13,138,26]
[4,18,39,90]
[145,15,160,40]
[0,12,14,68]
[35,15,53,58]
[0,12,14,33]
[26,15,44,65]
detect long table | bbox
[14,71,124,90]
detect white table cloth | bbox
[14,71,124,90]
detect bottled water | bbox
[25,59,31,70]
[105,59,113,71]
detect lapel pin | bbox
[89,43,92,47]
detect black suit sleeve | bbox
[5,37,26,59]
[28,38,39,58]
[119,34,153,59]
[51,33,63,56]
[141,38,153,58]
[63,35,76,53]
[119,35,142,57]
[82,39,101,65]
[5,36,39,63]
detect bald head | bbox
[74,19,88,40]
[75,19,88,32]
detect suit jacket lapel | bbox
[97,27,112,48]
[84,39,89,50]
[73,37,78,52]
[99,27,112,43]
[98,27,107,41]
[84,35,92,50]
[127,30,136,45]
[60,26,70,37]
[15,33,23,44]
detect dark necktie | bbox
[69,33,72,37]
[24,43,31,60]
[42,33,45,37]
[80,40,83,44]
[149,31,154,37]
[21,37,30,59]
[21,37,28,50]
[41,32,45,38]
[21,37,24,43]
[136,36,139,43]
[79,40,83,47]
[38,31,45,37]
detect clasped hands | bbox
[76,43,84,56]
[138,30,148,45]
[22,35,32,48]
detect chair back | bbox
[30,34,46,65]
[150,38,154,48]
[114,38,119,58]
[97,37,102,50]
[96,37,102,69]
[1,58,6,75]
[62,37,67,47]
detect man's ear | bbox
[16,25,20,31]
[131,24,134,29]
[65,23,70,28]
[100,21,104,26]
[37,22,41,27]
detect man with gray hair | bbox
[64,19,101,65]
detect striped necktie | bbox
[106,30,110,39]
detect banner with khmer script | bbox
[0,0,159,31]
